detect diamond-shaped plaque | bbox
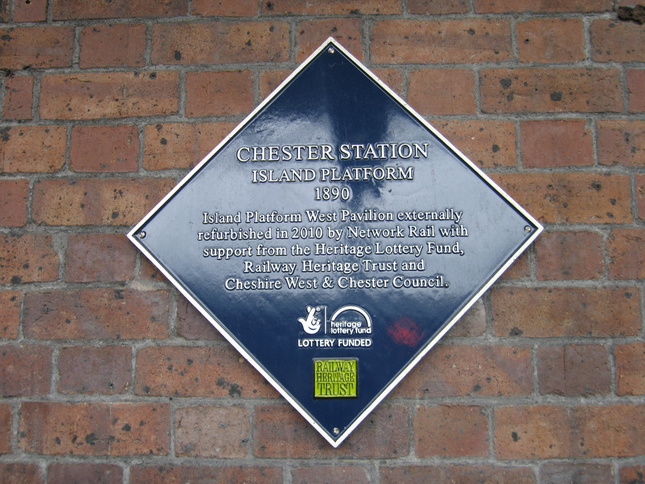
[129,39,542,447]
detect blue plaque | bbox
[129,39,542,447]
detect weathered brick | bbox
[296,19,362,62]
[70,125,139,172]
[517,18,584,63]
[500,250,531,280]
[19,402,170,455]
[537,345,610,396]
[0,234,59,284]
[58,345,132,394]
[372,19,512,64]
[575,405,645,457]
[259,70,291,101]
[492,287,640,337]
[372,68,405,96]
[0,2,7,22]
[254,403,408,458]
[638,174,645,220]
[23,288,169,339]
[540,463,613,483]
[293,466,370,484]
[40,72,179,120]
[143,122,237,170]
[80,23,146,68]
[174,405,250,458]
[0,125,66,173]
[0,179,28,227]
[52,0,188,19]
[47,464,123,484]
[0,463,42,483]
[620,466,645,484]
[535,231,604,280]
[32,177,175,226]
[492,173,632,224]
[262,0,401,14]
[592,20,645,62]
[3,75,33,119]
[414,405,488,457]
[481,68,622,113]
[607,228,645,280]
[521,119,593,168]
[475,0,612,13]
[408,69,476,115]
[192,0,258,16]
[627,70,645,113]
[380,465,535,484]
[65,233,136,282]
[0,291,21,338]
[0,26,73,69]
[185,71,254,117]
[0,404,10,454]
[395,344,532,397]
[0,344,51,397]
[135,345,277,397]
[14,0,47,22]
[615,343,645,396]
[130,466,282,484]
[431,120,516,168]
[496,405,564,459]
[151,22,289,65]
[446,298,486,338]
[176,297,223,340]
[598,120,645,167]
[408,0,469,14]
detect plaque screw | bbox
[328,47,335,54]
[333,427,340,435]
[524,226,532,233]
[138,231,147,239]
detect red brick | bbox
[395,344,532,397]
[408,69,476,115]
[598,120,645,167]
[58,345,132,394]
[3,75,33,119]
[65,233,136,282]
[176,297,223,340]
[296,19,362,62]
[431,120,516,168]
[151,22,289,65]
[52,0,188,19]
[0,234,59,284]
[621,466,645,484]
[414,405,488,457]
[131,466,282,484]
[541,463,613,484]
[0,404,10,454]
[615,343,645,396]
[0,463,42,483]
[575,405,645,457]
[537,345,610,396]
[175,405,250,458]
[293,466,369,484]
[500,250,530,280]
[372,19,512,64]
[192,0,258,16]
[70,125,139,172]
[185,71,254,117]
[143,122,237,170]
[518,18,584,63]
[40,71,179,120]
[0,344,51,397]
[475,0,612,13]
[23,288,169,340]
[80,23,146,68]
[372,68,405,96]
[607,228,645,280]
[254,403,408,458]
[492,173,632,224]
[535,231,604,280]
[262,0,401,14]
[14,0,47,22]
[481,68,622,113]
[32,177,175,226]
[447,298,486,338]
[0,179,28,227]
[592,20,645,62]
[19,402,170,455]
[638,174,645,220]
[135,345,277,398]
[492,286,640,338]
[627,70,645,113]
[0,291,21,338]
[47,464,123,484]
[259,70,291,101]
[0,125,66,173]
[408,0,469,14]
[0,3,7,22]
[0,26,73,69]
[381,465,535,484]
[521,119,593,168]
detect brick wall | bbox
[0,0,643,482]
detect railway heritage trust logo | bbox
[297,304,373,349]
